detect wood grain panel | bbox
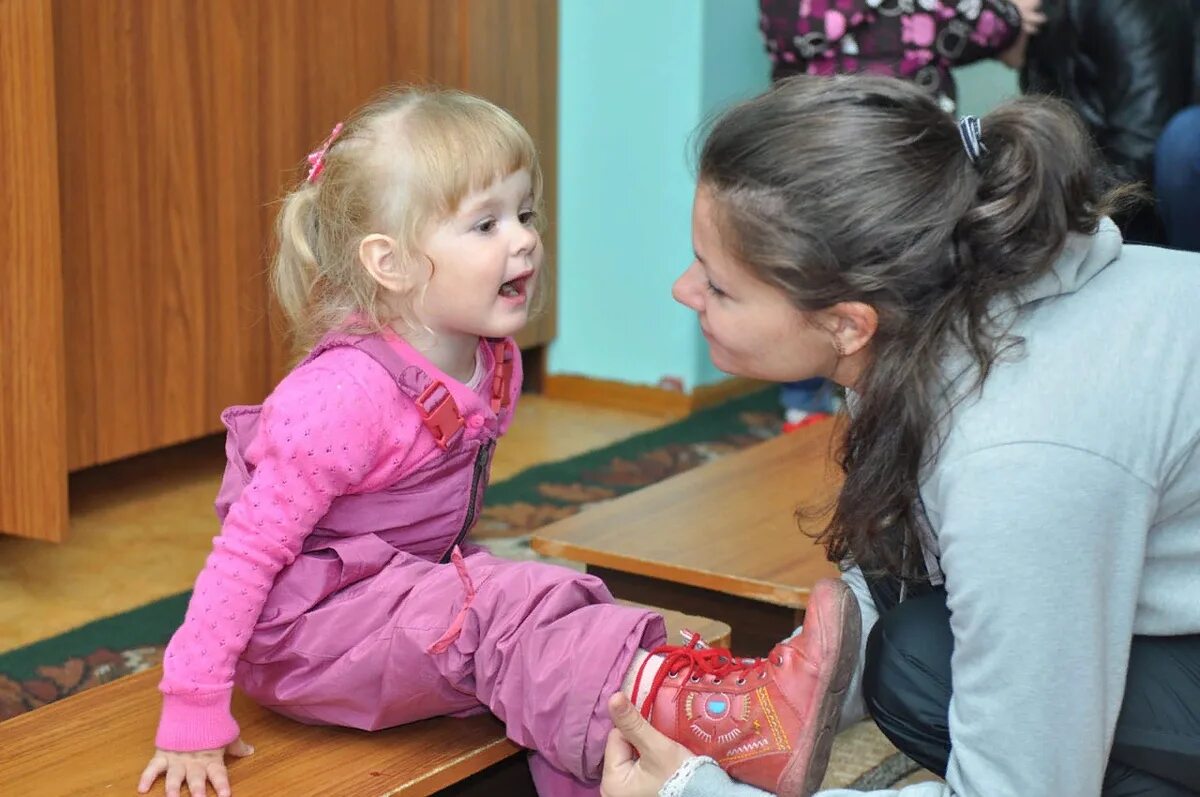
[56,1,276,468]
[257,0,465,375]
[465,0,559,351]
[0,0,68,540]
[532,420,844,607]
[55,1,472,468]
[54,1,556,471]
[0,667,522,797]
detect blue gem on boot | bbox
[707,698,729,716]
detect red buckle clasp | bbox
[490,341,513,414]
[417,381,463,449]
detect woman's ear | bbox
[359,234,419,294]
[820,301,878,357]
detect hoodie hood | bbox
[1013,217,1123,309]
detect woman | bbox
[760,0,1046,427]
[601,76,1200,796]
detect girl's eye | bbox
[519,209,538,226]
[474,218,497,234]
[706,280,726,298]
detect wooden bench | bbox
[0,605,728,796]
[532,420,842,656]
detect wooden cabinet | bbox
[0,0,69,540]
[0,0,558,541]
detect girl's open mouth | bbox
[499,273,532,300]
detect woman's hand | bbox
[1010,0,1046,34]
[137,738,254,797]
[600,693,696,797]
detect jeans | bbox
[1155,106,1200,253]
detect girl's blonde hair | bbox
[272,87,542,350]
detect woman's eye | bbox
[706,280,726,298]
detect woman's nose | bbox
[672,262,704,311]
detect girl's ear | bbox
[359,234,419,294]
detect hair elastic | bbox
[957,115,986,168]
[306,122,345,183]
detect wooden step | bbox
[532,421,843,655]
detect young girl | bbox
[135,88,860,797]
[600,75,1200,796]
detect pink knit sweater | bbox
[155,334,518,751]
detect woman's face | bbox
[672,185,843,383]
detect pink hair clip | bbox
[305,122,344,183]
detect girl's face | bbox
[673,185,842,383]
[419,168,542,341]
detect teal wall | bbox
[954,61,1020,117]
[551,0,767,390]
[551,4,1019,390]
[701,0,773,114]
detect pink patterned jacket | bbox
[760,0,1022,110]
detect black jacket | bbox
[1193,0,1200,103]
[1022,0,1194,194]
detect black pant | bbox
[860,587,1200,795]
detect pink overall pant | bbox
[219,335,666,794]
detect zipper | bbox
[440,439,494,563]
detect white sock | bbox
[621,650,665,711]
[784,407,810,424]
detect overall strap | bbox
[308,332,465,450]
[488,338,516,419]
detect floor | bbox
[0,395,668,653]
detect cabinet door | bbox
[55,1,467,469]
[256,0,467,375]
[0,0,69,541]
[266,0,561,373]
[57,1,558,470]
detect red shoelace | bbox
[632,633,778,720]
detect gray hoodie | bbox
[677,219,1200,796]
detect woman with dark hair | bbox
[759,0,1047,429]
[599,75,1200,796]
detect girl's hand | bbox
[137,738,254,797]
[1010,0,1047,34]
[600,693,695,797]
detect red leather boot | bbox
[633,578,861,796]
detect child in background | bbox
[134,88,859,797]
[778,379,838,432]
[759,0,1045,112]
